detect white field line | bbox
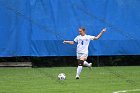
[113,89,140,93]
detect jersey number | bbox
[81,41,84,45]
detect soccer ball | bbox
[58,73,66,80]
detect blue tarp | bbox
[0,0,140,57]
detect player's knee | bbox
[80,57,87,61]
[78,60,84,66]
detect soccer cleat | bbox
[75,75,80,79]
[88,63,92,69]
[76,76,80,79]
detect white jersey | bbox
[74,34,95,54]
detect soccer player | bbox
[63,27,106,79]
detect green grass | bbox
[0,66,140,93]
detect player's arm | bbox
[94,28,106,40]
[63,36,78,44]
[63,40,75,44]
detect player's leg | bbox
[84,61,92,68]
[76,59,84,79]
[83,61,92,69]
[82,54,92,69]
[76,53,84,79]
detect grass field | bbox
[0,66,140,93]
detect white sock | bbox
[83,61,90,67]
[76,66,83,77]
